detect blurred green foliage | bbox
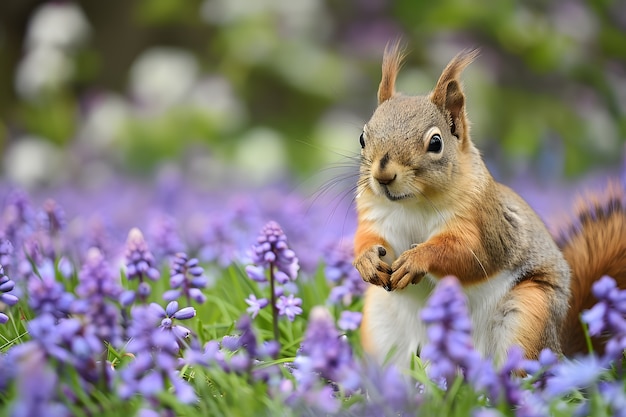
[0,0,624,186]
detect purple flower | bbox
[198,207,255,268]
[164,252,207,305]
[338,310,362,331]
[148,213,185,259]
[0,237,14,274]
[119,303,196,404]
[420,276,481,385]
[123,228,160,302]
[8,343,70,417]
[276,294,303,322]
[38,198,66,235]
[27,261,75,318]
[356,362,420,415]
[125,228,160,281]
[246,221,301,340]
[324,240,366,306]
[581,275,626,361]
[74,247,123,346]
[245,294,268,318]
[1,188,35,247]
[296,306,360,392]
[151,301,196,348]
[0,265,18,324]
[247,221,299,283]
[599,381,626,417]
[544,355,607,398]
[24,313,106,387]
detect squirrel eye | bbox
[427,134,443,153]
[359,133,365,149]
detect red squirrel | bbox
[353,43,626,368]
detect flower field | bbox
[1,1,626,416]
[1,176,626,417]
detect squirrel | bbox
[353,42,626,369]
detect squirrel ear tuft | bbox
[377,40,406,105]
[430,49,479,140]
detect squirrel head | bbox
[359,43,480,204]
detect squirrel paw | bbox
[390,249,426,290]
[353,245,392,290]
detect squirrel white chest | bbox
[361,197,451,261]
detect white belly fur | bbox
[364,270,518,368]
[361,197,519,368]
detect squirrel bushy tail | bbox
[557,181,626,356]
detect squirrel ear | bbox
[377,40,405,105]
[430,49,479,140]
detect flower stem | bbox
[269,263,280,342]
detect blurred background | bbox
[0,0,624,193]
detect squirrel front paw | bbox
[390,248,426,290]
[353,245,392,290]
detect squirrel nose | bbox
[375,172,397,185]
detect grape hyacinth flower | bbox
[296,306,360,393]
[420,276,481,386]
[152,301,196,350]
[27,260,75,318]
[75,248,123,349]
[8,343,69,417]
[148,213,185,260]
[286,307,360,414]
[163,252,207,306]
[337,310,362,332]
[245,221,300,340]
[119,303,196,405]
[21,312,106,391]
[0,265,19,324]
[543,355,607,398]
[581,275,626,362]
[357,362,421,416]
[0,237,14,274]
[38,198,66,235]
[324,240,366,306]
[121,228,160,305]
[217,315,280,376]
[1,188,35,247]
[246,221,299,283]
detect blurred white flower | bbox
[129,47,199,112]
[234,128,287,184]
[15,47,73,100]
[189,77,247,132]
[25,2,90,50]
[201,0,330,40]
[80,93,130,149]
[3,136,67,188]
[272,43,354,98]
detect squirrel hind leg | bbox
[491,277,565,361]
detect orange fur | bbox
[390,224,496,290]
[507,280,553,359]
[354,220,390,255]
[558,183,626,355]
